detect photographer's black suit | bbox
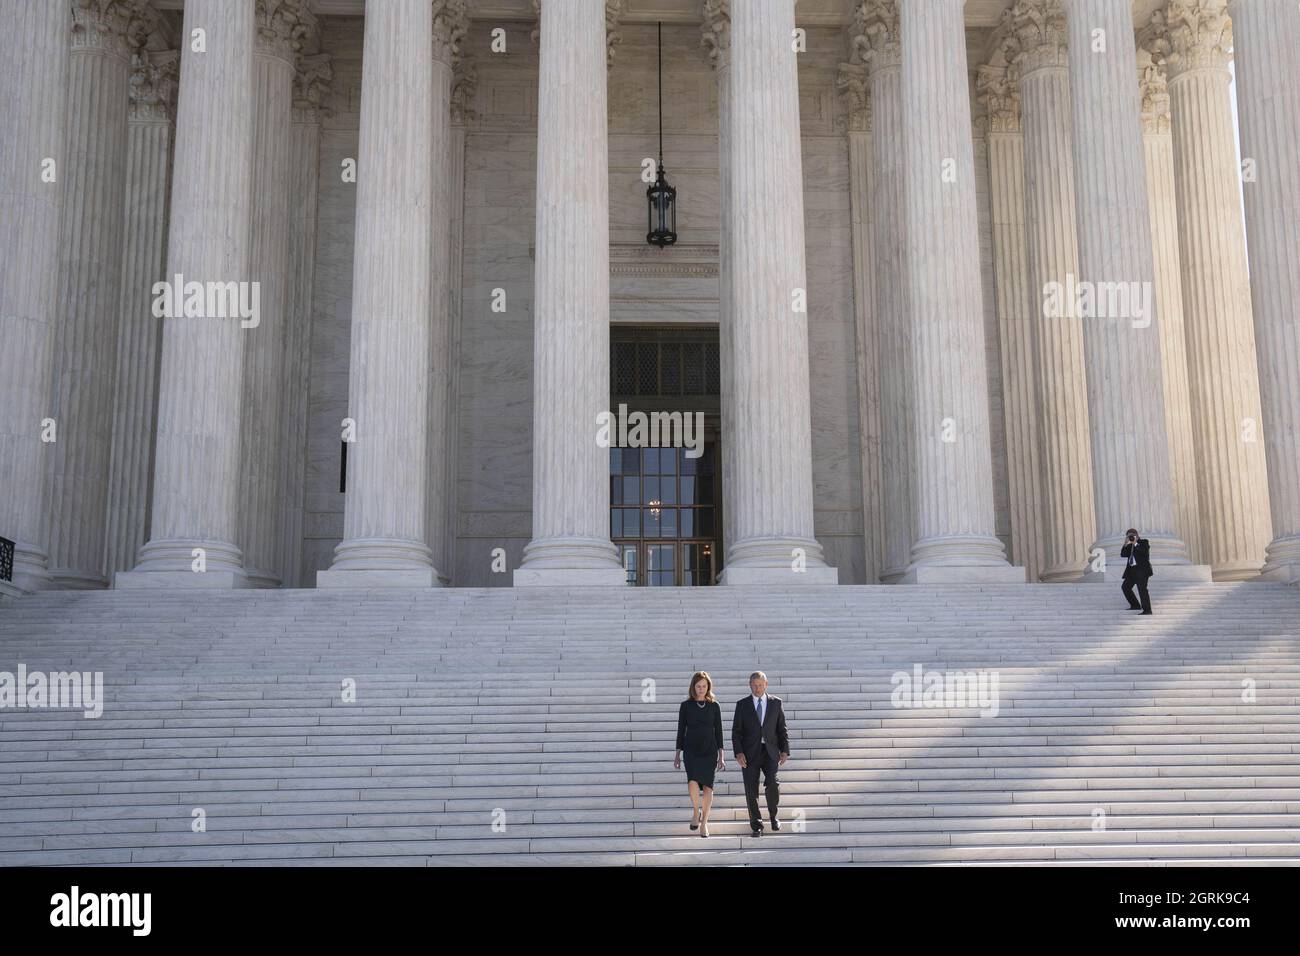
[1121,537,1153,614]
[732,695,789,833]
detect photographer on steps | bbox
[1121,528,1154,616]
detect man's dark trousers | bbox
[1122,572,1152,613]
[742,751,779,829]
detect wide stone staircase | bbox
[0,582,1298,866]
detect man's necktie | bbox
[757,698,764,727]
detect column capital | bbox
[700,0,730,73]
[1145,0,1232,79]
[292,52,333,124]
[255,0,309,63]
[850,0,902,74]
[976,63,1023,133]
[1006,0,1070,76]
[451,56,478,126]
[128,48,180,123]
[1136,45,1171,133]
[433,0,469,67]
[72,0,144,61]
[836,61,872,131]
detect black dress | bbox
[676,699,724,789]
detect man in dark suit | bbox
[1121,527,1154,615]
[732,671,789,836]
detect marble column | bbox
[978,64,1047,582]
[1229,0,1300,584]
[317,0,441,588]
[1138,45,1202,563]
[1061,0,1201,578]
[701,0,736,568]
[1008,0,1096,582]
[717,0,836,585]
[238,0,303,589]
[103,48,179,581]
[0,0,71,592]
[44,0,137,588]
[855,0,913,584]
[1151,0,1271,580]
[118,0,257,589]
[898,0,1020,583]
[437,58,475,585]
[278,49,331,589]
[837,42,885,585]
[514,0,624,586]
[424,1,467,587]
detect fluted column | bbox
[116,0,257,588]
[978,64,1047,582]
[701,0,735,567]
[317,0,441,587]
[1061,0,1201,578]
[1138,46,1202,562]
[0,0,72,592]
[437,58,475,585]
[424,1,467,587]
[1149,0,1271,579]
[513,0,624,586]
[898,0,1020,583]
[716,0,836,585]
[1229,0,1300,583]
[238,0,302,589]
[1008,0,1096,581]
[838,24,884,584]
[278,49,330,589]
[103,48,179,581]
[44,0,137,588]
[855,0,913,583]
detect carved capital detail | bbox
[976,64,1022,134]
[1006,0,1069,76]
[451,57,478,126]
[292,52,333,123]
[1145,0,1233,79]
[255,0,309,63]
[71,0,142,61]
[835,61,872,132]
[700,0,730,74]
[849,0,902,74]
[128,47,180,123]
[433,0,469,67]
[1136,46,1171,134]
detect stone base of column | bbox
[1040,563,1089,584]
[513,535,625,587]
[513,567,628,587]
[317,536,443,588]
[0,580,25,601]
[1260,535,1300,584]
[898,565,1027,585]
[242,567,282,590]
[9,543,52,594]
[719,565,840,586]
[1079,564,1213,584]
[46,570,109,590]
[115,538,249,589]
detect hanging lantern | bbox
[647,22,677,248]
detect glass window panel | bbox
[678,509,693,537]
[621,508,640,536]
[659,476,676,504]
[679,476,696,504]
[622,476,639,504]
[660,508,677,537]
[642,476,659,504]
[698,509,714,537]
[643,508,661,538]
[610,447,623,475]
[621,447,640,475]
[641,447,659,474]
[610,476,623,505]
[610,509,622,537]
[657,447,676,475]
[697,444,714,476]
[696,478,714,505]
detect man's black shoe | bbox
[1141,611,1153,615]
[1128,606,1143,611]
[770,818,781,831]
[750,826,763,837]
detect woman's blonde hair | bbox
[687,671,716,702]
